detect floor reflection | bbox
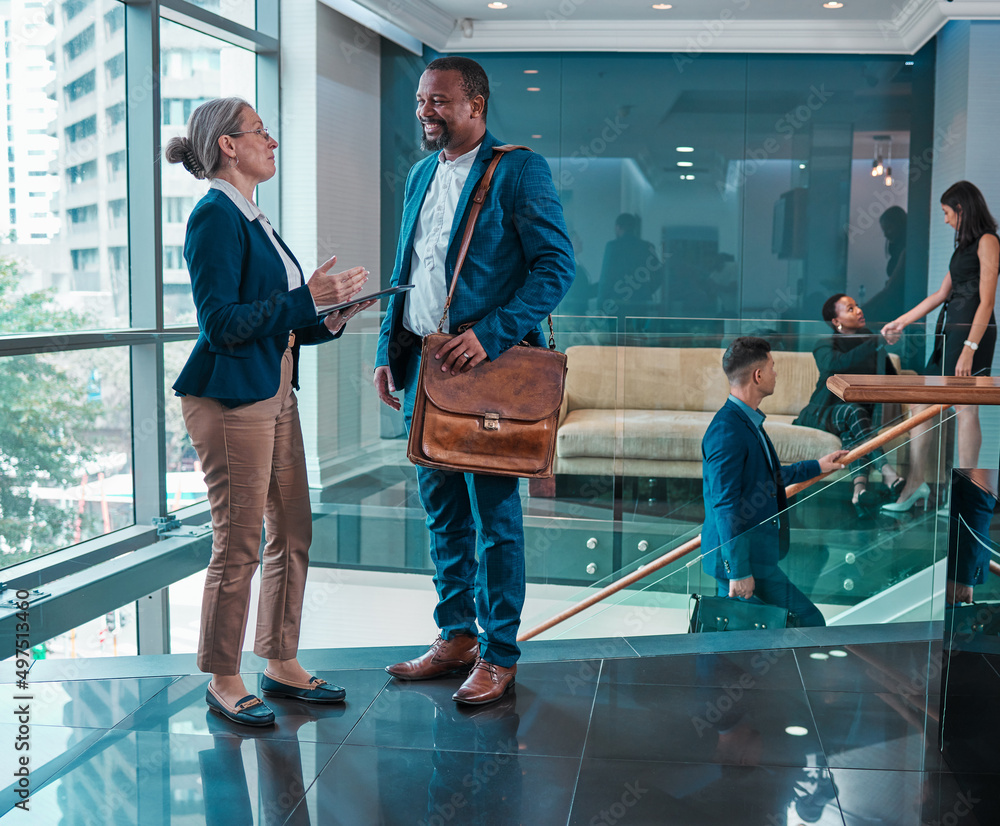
[3,636,996,825]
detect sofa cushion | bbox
[557,409,841,464]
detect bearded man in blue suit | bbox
[701,337,847,627]
[374,56,574,704]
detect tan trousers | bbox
[181,349,312,676]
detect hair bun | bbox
[165,136,207,180]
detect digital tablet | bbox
[317,283,414,316]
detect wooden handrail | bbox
[517,404,949,642]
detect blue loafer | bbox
[205,685,275,727]
[261,670,346,704]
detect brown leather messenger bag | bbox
[406,145,568,479]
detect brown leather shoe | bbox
[385,634,479,681]
[452,657,516,705]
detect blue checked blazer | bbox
[173,189,336,407]
[701,399,820,581]
[375,131,575,388]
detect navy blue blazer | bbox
[173,189,336,407]
[375,131,575,388]
[701,399,820,581]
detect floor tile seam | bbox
[0,672,195,686]
[280,742,346,826]
[986,656,1000,681]
[103,675,188,735]
[564,658,605,826]
[574,754,851,769]
[827,765,970,775]
[335,673,393,745]
[798,664,834,787]
[803,687,942,697]
[790,648,808,695]
[309,741,583,760]
[621,637,641,658]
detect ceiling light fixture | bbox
[526,87,541,92]
[531,134,542,138]
[652,3,673,9]
[676,146,694,152]
[785,726,810,736]
[677,161,693,167]
[684,174,695,180]
[487,2,508,9]
[822,2,844,8]
[871,134,892,185]
[523,69,539,74]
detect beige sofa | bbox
[551,345,905,481]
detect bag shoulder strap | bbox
[437,145,554,349]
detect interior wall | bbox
[282,1,383,484]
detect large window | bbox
[159,18,255,325]
[0,0,275,597]
[0,344,134,563]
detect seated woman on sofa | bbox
[794,294,904,516]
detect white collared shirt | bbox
[403,144,480,337]
[209,179,307,301]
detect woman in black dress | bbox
[881,181,1000,511]
[795,294,904,515]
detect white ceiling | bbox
[342,0,1000,54]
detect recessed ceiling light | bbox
[829,649,848,657]
[676,146,694,152]
[684,174,695,180]
[822,1,844,8]
[799,163,806,169]
[905,60,914,66]
[523,69,539,74]
[677,161,693,167]
[526,87,541,92]
[652,3,673,8]
[487,2,507,9]
[785,726,810,737]
[531,134,542,138]
[810,652,829,660]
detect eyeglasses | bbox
[228,127,271,140]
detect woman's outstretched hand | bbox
[307,255,368,306]
[880,320,904,345]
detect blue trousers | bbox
[403,351,526,667]
[715,567,826,628]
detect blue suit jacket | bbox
[173,189,336,407]
[375,131,575,388]
[701,399,820,581]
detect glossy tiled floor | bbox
[2,629,996,825]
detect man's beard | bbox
[421,120,452,151]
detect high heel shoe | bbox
[881,482,931,513]
[853,488,879,518]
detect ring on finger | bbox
[462,352,472,360]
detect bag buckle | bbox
[484,412,500,431]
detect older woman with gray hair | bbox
[166,97,374,725]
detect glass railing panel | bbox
[518,319,958,640]
[941,472,1000,781]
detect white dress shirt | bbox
[209,179,314,309]
[403,144,480,337]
